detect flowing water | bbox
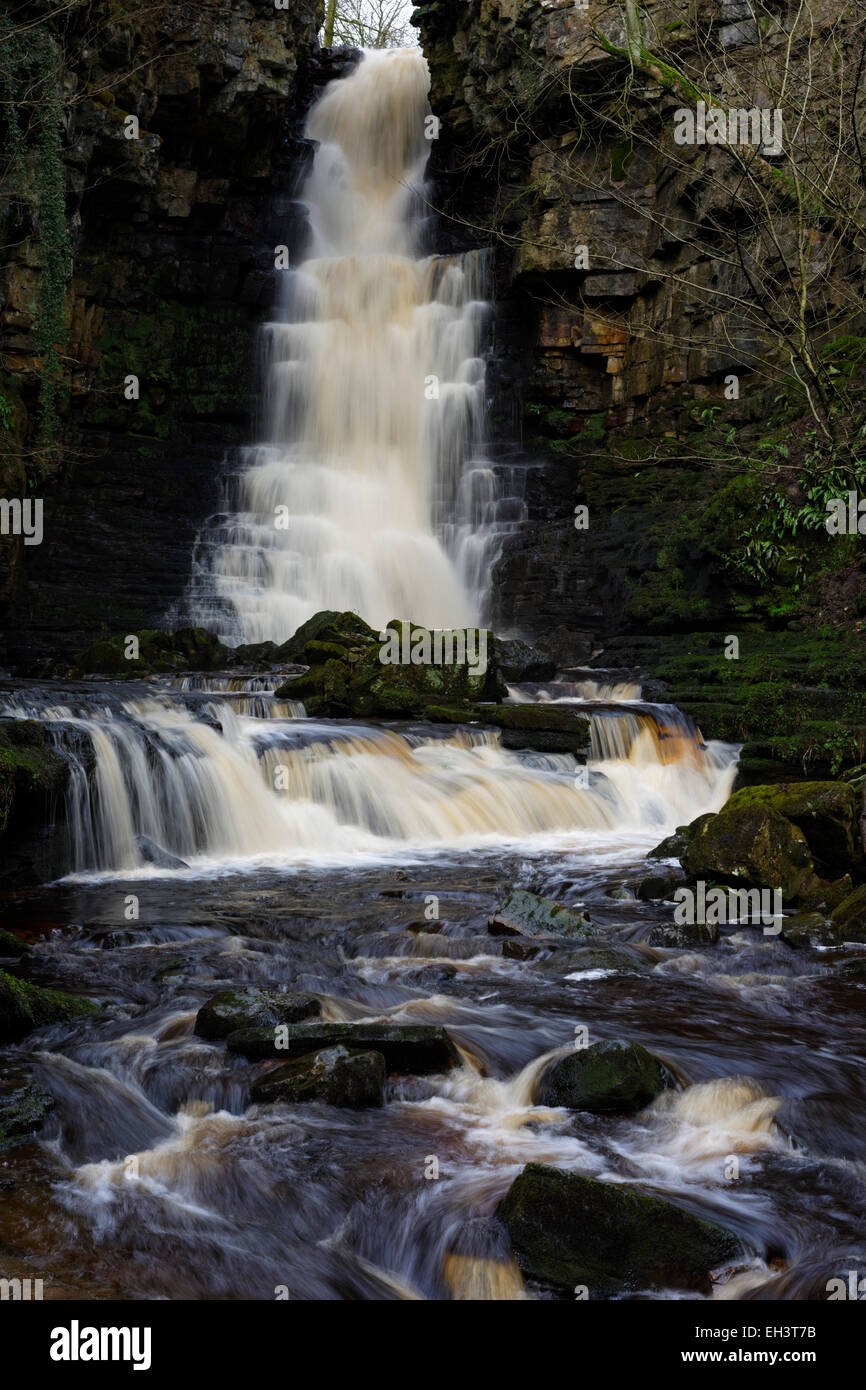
[2,49,866,1303]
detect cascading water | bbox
[8,48,864,1314]
[183,48,521,644]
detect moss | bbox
[0,968,99,1043]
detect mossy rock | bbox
[724,782,863,876]
[274,610,506,716]
[0,719,69,841]
[497,1163,741,1295]
[488,889,599,940]
[194,988,320,1042]
[682,803,813,901]
[250,1046,385,1109]
[0,1064,55,1149]
[534,1039,676,1113]
[71,626,231,677]
[0,969,99,1043]
[829,884,866,941]
[259,1022,461,1075]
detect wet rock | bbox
[829,883,866,941]
[488,889,597,940]
[492,637,556,682]
[194,988,320,1041]
[0,930,30,958]
[257,1022,462,1075]
[647,822,705,861]
[723,782,864,877]
[71,627,231,678]
[780,912,838,948]
[274,610,505,716]
[0,1065,55,1149]
[0,969,98,1043]
[534,1039,675,1113]
[251,1046,385,1109]
[636,869,687,900]
[646,921,719,948]
[497,1163,742,1295]
[135,835,188,870]
[682,803,813,901]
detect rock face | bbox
[0,0,327,667]
[0,718,75,885]
[534,1040,675,1113]
[414,1,866,773]
[497,1163,741,1295]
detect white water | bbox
[184,49,519,644]
[0,691,737,876]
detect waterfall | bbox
[0,689,737,876]
[183,48,519,644]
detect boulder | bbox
[492,637,556,682]
[636,869,687,900]
[723,782,863,876]
[682,803,813,901]
[829,883,866,941]
[0,969,98,1043]
[194,988,320,1041]
[71,626,231,677]
[646,921,719,948]
[274,610,505,717]
[251,1046,385,1108]
[251,1022,461,1074]
[0,1064,55,1148]
[488,889,598,940]
[497,1163,742,1295]
[135,835,188,870]
[534,1039,675,1113]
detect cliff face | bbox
[415,0,866,775]
[0,0,327,667]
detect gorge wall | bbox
[415,0,866,777]
[0,0,330,668]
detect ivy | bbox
[0,17,72,442]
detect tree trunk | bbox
[324,0,338,47]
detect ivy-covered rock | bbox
[534,1039,676,1113]
[194,988,320,1041]
[0,969,98,1042]
[497,1163,742,1295]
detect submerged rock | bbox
[0,969,98,1043]
[646,921,719,948]
[497,1163,742,1295]
[534,1039,675,1113]
[488,889,598,940]
[251,1046,385,1109]
[194,988,320,1041]
[255,1022,461,1074]
[135,835,188,870]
